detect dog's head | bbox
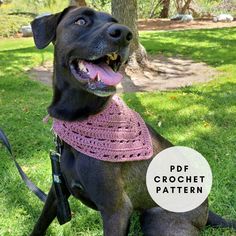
[31,7,132,97]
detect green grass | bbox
[0,28,235,236]
[140,28,236,68]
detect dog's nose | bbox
[107,24,133,46]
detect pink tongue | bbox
[82,61,123,86]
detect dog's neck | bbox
[47,56,111,121]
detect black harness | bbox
[0,128,71,225]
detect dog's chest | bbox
[53,95,153,162]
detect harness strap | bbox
[0,128,47,202]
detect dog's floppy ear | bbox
[31,7,74,49]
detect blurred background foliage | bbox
[0,0,235,37]
[1,0,235,17]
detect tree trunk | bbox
[159,0,170,18]
[69,0,87,7]
[175,0,181,13]
[112,0,147,68]
[180,0,192,14]
[175,0,192,14]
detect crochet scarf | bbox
[53,95,153,162]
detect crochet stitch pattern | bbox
[53,95,153,162]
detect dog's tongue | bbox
[82,61,122,86]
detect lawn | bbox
[0,28,235,236]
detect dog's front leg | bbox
[101,194,133,236]
[30,184,70,236]
[30,185,57,236]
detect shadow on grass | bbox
[124,81,236,147]
[0,45,53,78]
[141,27,236,67]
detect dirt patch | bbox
[118,55,217,92]
[28,55,217,93]
[138,18,236,31]
[28,61,53,86]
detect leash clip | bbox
[50,150,61,158]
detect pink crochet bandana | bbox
[53,95,153,162]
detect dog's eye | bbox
[75,18,86,26]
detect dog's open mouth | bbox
[70,53,123,96]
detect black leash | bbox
[0,128,71,224]
[0,128,47,202]
[50,136,71,224]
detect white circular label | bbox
[146,146,212,213]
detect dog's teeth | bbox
[111,53,118,60]
[97,74,101,82]
[107,53,118,61]
[78,61,87,72]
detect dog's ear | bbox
[31,7,75,49]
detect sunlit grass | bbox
[140,27,236,68]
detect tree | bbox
[175,0,193,14]
[112,0,147,68]
[159,0,170,18]
[69,0,87,7]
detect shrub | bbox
[0,14,33,37]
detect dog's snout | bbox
[107,24,133,45]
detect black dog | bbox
[30,7,235,236]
